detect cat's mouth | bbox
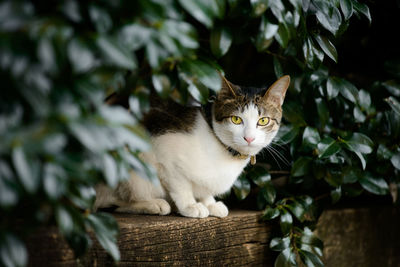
[235,144,261,156]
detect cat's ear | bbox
[263,75,290,106]
[220,74,238,97]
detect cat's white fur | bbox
[94,75,290,218]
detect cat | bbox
[94,75,290,218]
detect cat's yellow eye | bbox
[231,116,243,125]
[258,117,270,126]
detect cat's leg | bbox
[200,195,229,218]
[106,170,171,215]
[170,190,209,218]
[157,163,209,218]
[115,199,171,215]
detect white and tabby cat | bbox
[94,75,290,218]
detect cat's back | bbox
[142,97,200,136]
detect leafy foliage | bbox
[0,0,399,267]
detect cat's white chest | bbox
[152,111,249,197]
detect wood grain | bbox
[316,206,400,267]
[27,207,400,266]
[28,210,274,267]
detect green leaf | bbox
[300,228,324,250]
[359,174,389,195]
[300,250,324,267]
[314,35,338,63]
[382,80,400,97]
[287,200,305,221]
[275,248,297,267]
[55,206,74,234]
[43,163,67,200]
[303,37,324,69]
[0,234,27,267]
[210,26,232,58]
[61,0,82,23]
[340,0,353,20]
[65,231,92,258]
[162,20,199,49]
[87,213,120,261]
[254,16,278,51]
[118,23,152,51]
[102,154,118,188]
[38,38,56,73]
[276,124,300,144]
[283,101,307,126]
[270,236,290,251]
[69,123,108,152]
[291,157,312,177]
[353,149,366,169]
[391,153,400,170]
[302,127,321,147]
[233,175,251,200]
[97,36,137,70]
[269,0,285,22]
[314,1,342,35]
[346,132,374,154]
[315,98,329,127]
[275,23,290,48]
[385,96,400,116]
[259,182,276,204]
[99,105,136,125]
[328,77,358,103]
[280,211,293,234]
[326,77,340,100]
[274,57,283,78]
[70,185,96,210]
[377,144,393,160]
[330,186,341,204]
[89,5,112,33]
[67,39,95,73]
[12,146,39,193]
[353,1,371,24]
[343,132,373,169]
[353,106,366,123]
[251,0,269,16]
[263,206,280,220]
[339,79,359,103]
[357,89,371,110]
[0,161,18,207]
[152,74,171,96]
[186,80,210,103]
[178,59,221,91]
[252,169,271,187]
[318,137,341,158]
[178,0,214,28]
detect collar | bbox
[202,101,256,165]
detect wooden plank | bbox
[28,210,274,266]
[316,206,400,267]
[27,206,400,266]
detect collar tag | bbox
[250,155,256,165]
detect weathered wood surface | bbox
[316,206,400,267]
[28,210,274,267]
[27,206,400,267]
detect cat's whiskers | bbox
[264,146,282,169]
[265,145,290,169]
[268,145,290,165]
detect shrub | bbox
[1,0,399,266]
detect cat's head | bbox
[212,75,290,156]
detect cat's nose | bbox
[244,136,255,144]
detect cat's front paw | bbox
[208,201,229,218]
[180,203,209,218]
